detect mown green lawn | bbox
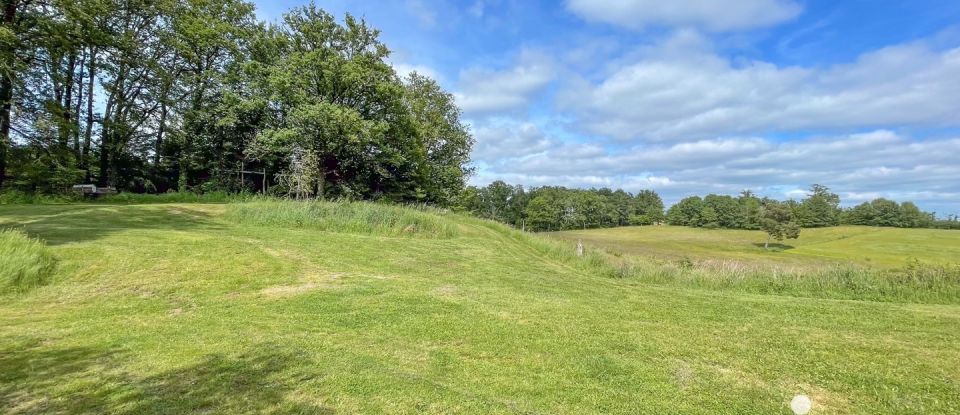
[552,225,960,269]
[1,203,959,414]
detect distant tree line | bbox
[458,181,664,232]
[668,185,958,230]
[0,1,472,205]
[462,182,959,231]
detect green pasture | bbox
[552,225,960,269]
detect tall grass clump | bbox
[607,255,960,304]
[97,191,247,204]
[1,190,249,205]
[0,190,79,204]
[225,199,458,238]
[0,229,57,294]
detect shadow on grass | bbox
[0,204,223,246]
[751,242,795,251]
[0,341,335,414]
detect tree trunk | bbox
[0,0,16,189]
[180,84,205,192]
[97,127,110,186]
[0,73,11,190]
[316,161,326,199]
[82,47,97,182]
[73,50,86,158]
[215,134,225,185]
[98,49,125,188]
[154,101,166,166]
[177,150,188,191]
[60,51,77,151]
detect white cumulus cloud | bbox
[471,121,553,162]
[559,34,960,141]
[566,0,802,32]
[454,51,554,115]
[474,129,960,213]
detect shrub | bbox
[0,229,57,294]
[0,190,78,204]
[224,199,459,238]
[96,191,246,204]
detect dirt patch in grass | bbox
[258,271,344,298]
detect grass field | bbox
[2,202,959,414]
[552,225,960,269]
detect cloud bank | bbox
[566,0,802,32]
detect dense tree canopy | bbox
[464,182,955,232]
[0,0,473,205]
[459,183,665,232]
[843,198,940,228]
[797,184,841,227]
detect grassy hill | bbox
[552,225,960,269]
[2,201,959,414]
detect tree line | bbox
[461,182,959,231]
[459,181,665,232]
[667,185,958,230]
[0,0,472,205]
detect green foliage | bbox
[632,189,664,224]
[462,181,952,234]
[242,6,471,203]
[403,73,474,205]
[3,147,86,193]
[628,213,654,226]
[467,180,522,224]
[524,192,561,231]
[666,196,703,226]
[0,229,56,293]
[0,190,79,204]
[224,199,458,238]
[702,194,738,228]
[458,182,666,232]
[654,185,948,232]
[2,1,471,206]
[797,184,841,227]
[736,190,762,229]
[760,202,801,248]
[843,198,937,228]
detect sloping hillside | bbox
[1,202,959,414]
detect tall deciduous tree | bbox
[250,7,430,200]
[667,196,704,226]
[403,72,473,205]
[167,0,256,190]
[0,0,42,189]
[631,189,664,225]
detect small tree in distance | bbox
[760,203,801,250]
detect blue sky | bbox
[252,0,960,215]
